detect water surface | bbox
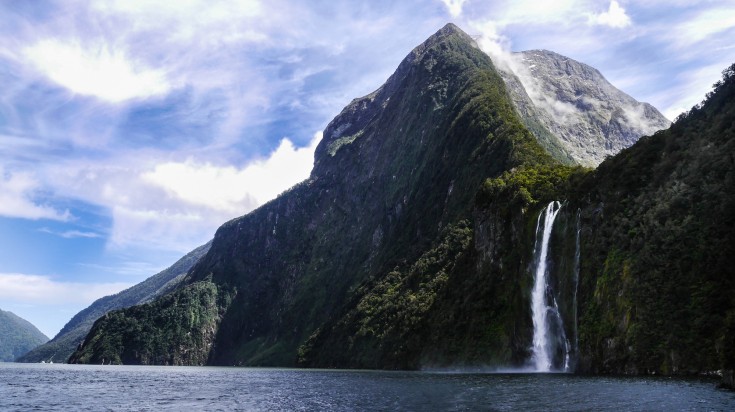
[1,363,733,411]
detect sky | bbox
[1,0,733,339]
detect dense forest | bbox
[0,309,48,362]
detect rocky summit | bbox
[499,49,671,166]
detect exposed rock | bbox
[498,50,671,166]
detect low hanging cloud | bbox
[0,168,71,221]
[588,1,632,29]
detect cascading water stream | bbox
[572,209,581,366]
[530,201,568,372]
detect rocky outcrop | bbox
[498,50,671,166]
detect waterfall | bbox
[530,201,569,372]
[572,209,581,365]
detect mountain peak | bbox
[312,23,479,174]
[419,22,475,51]
[437,22,465,36]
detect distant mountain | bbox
[0,309,48,362]
[499,49,671,166]
[17,242,210,363]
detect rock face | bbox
[0,309,48,361]
[19,242,210,363]
[498,50,671,166]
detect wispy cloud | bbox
[0,272,131,305]
[0,272,134,337]
[676,6,735,46]
[39,227,102,239]
[0,168,71,221]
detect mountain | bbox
[18,242,210,363]
[498,50,671,166]
[0,309,48,362]
[67,24,734,388]
[69,23,562,366]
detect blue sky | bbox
[1,0,733,338]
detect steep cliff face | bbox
[70,23,558,367]
[499,50,671,167]
[19,242,210,364]
[570,64,735,377]
[302,62,735,375]
[0,309,48,361]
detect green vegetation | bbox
[69,281,233,365]
[477,164,590,212]
[19,242,210,364]
[572,63,735,375]
[298,222,473,368]
[0,309,48,362]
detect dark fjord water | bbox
[1,363,733,411]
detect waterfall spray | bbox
[530,201,569,372]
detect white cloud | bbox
[0,272,132,306]
[588,1,632,28]
[24,39,171,103]
[143,132,321,210]
[470,20,512,66]
[0,272,134,337]
[0,168,71,221]
[37,131,322,253]
[439,0,469,17]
